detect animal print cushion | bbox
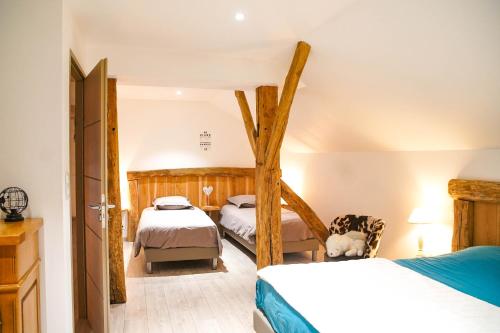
[329,215,386,258]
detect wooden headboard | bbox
[126,167,255,241]
[449,179,500,251]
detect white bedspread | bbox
[258,259,500,332]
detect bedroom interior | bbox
[1,1,500,333]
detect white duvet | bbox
[258,259,500,333]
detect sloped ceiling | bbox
[70,0,500,152]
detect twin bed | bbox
[133,206,222,273]
[220,204,319,261]
[254,178,500,332]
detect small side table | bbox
[201,205,221,231]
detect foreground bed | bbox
[255,246,500,333]
[134,207,222,273]
[220,204,319,261]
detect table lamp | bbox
[408,207,434,257]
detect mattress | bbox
[220,204,314,243]
[257,247,500,333]
[133,207,222,256]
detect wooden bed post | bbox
[235,41,330,268]
[451,200,474,251]
[448,179,500,251]
[107,78,127,303]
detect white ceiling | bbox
[70,0,500,152]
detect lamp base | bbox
[5,213,24,222]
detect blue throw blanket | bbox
[395,246,500,307]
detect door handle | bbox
[88,203,115,226]
[88,204,115,210]
[88,204,101,210]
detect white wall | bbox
[282,149,500,259]
[0,1,82,332]
[118,98,254,208]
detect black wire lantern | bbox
[0,187,28,222]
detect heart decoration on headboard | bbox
[203,185,213,197]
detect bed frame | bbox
[448,179,500,251]
[222,227,319,261]
[144,247,219,273]
[254,178,500,332]
[127,167,256,272]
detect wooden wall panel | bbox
[138,178,150,214]
[174,176,186,197]
[246,176,255,194]
[127,168,255,241]
[155,176,167,199]
[473,202,499,246]
[227,177,236,198]
[187,176,201,207]
[166,177,175,196]
[148,177,157,201]
[204,176,217,206]
[217,176,228,208]
[234,177,247,197]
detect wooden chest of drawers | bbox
[0,219,42,333]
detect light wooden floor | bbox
[110,237,320,333]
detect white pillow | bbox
[153,196,192,210]
[227,195,256,208]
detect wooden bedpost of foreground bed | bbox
[235,41,329,269]
[448,179,500,251]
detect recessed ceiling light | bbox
[176,90,182,96]
[235,12,245,21]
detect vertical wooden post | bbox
[107,78,127,303]
[255,86,283,268]
[451,200,474,251]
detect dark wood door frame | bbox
[70,52,88,326]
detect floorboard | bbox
[110,237,321,333]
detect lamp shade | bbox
[408,207,437,224]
